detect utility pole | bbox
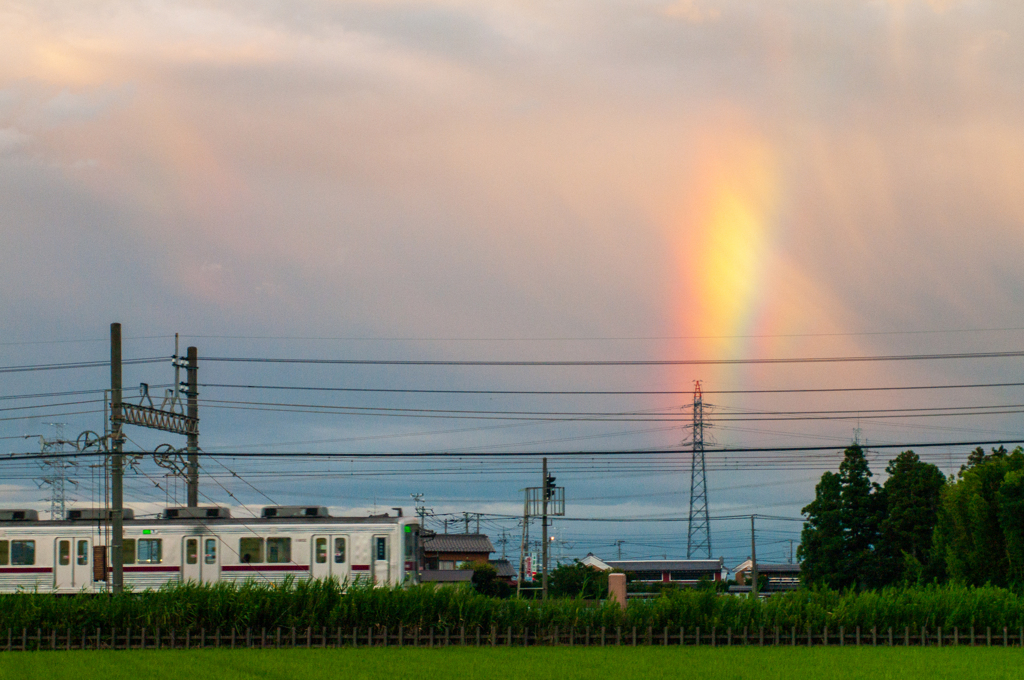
[542,457,549,600]
[615,539,624,560]
[789,539,796,564]
[750,515,759,598]
[476,513,480,534]
[185,346,199,507]
[110,323,124,595]
[687,381,712,559]
[517,509,529,595]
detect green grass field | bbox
[0,647,1022,680]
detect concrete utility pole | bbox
[542,457,549,600]
[110,323,124,594]
[615,540,624,560]
[185,346,199,507]
[750,515,759,598]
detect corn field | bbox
[2,581,1024,633]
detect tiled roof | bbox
[419,570,474,583]
[422,533,495,554]
[604,560,722,572]
[489,558,517,578]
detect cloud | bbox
[0,126,31,154]
[661,0,720,23]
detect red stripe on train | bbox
[350,565,370,571]
[0,567,52,574]
[221,564,310,572]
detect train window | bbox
[334,538,345,564]
[375,537,387,561]
[239,538,263,564]
[204,539,216,565]
[77,541,88,566]
[0,541,7,566]
[267,538,291,564]
[58,540,70,566]
[11,540,35,566]
[123,539,136,565]
[185,539,198,565]
[138,539,162,564]
[315,538,327,564]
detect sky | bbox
[2,0,1024,567]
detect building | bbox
[731,560,801,591]
[421,533,495,570]
[581,554,724,584]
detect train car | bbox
[0,506,421,593]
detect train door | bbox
[54,538,73,590]
[372,535,390,584]
[311,535,350,582]
[54,538,89,590]
[182,536,220,583]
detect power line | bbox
[197,380,1024,396]
[1,438,1019,461]
[198,349,1024,367]
[0,357,164,374]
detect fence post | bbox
[938,627,942,647]
[1004,627,1008,647]
[631,626,636,647]
[921,627,926,647]
[460,625,465,647]
[856,626,860,646]
[727,628,732,647]
[601,626,606,647]
[987,627,991,647]
[680,627,684,647]
[904,626,909,647]
[823,625,827,647]
[695,626,700,647]
[664,626,669,646]
[491,625,496,647]
[970,626,975,647]
[759,627,763,647]
[507,626,512,647]
[617,626,622,647]
[66,627,71,652]
[711,626,716,648]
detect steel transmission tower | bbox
[686,381,712,559]
[39,423,77,520]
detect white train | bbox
[0,506,421,593]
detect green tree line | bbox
[800,444,1024,589]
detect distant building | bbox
[731,560,801,592]
[581,554,724,584]
[421,533,495,570]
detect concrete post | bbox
[608,573,627,609]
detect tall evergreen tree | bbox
[875,450,946,585]
[799,471,844,586]
[800,445,882,588]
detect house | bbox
[581,554,724,584]
[731,560,801,591]
[488,558,517,584]
[421,533,495,570]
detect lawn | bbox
[0,647,1021,680]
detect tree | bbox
[799,471,844,586]
[934,446,1024,586]
[548,561,608,599]
[875,450,946,585]
[799,445,883,588]
[458,562,510,597]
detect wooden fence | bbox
[2,624,1023,650]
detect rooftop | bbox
[421,533,495,554]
